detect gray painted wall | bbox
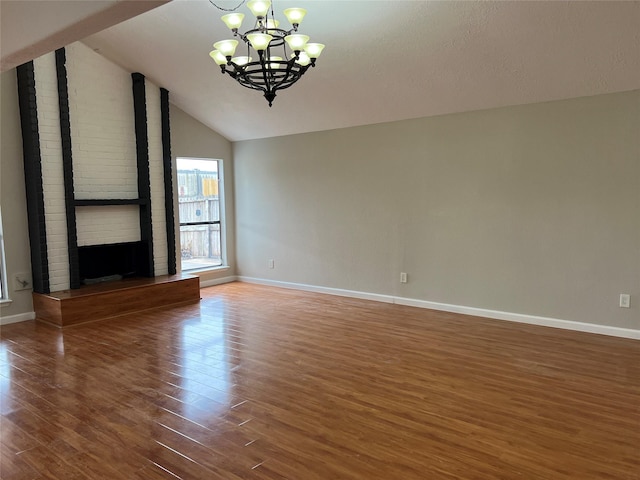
[1,70,34,320]
[169,105,236,284]
[234,90,640,330]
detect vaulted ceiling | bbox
[0,0,167,71]
[4,1,640,142]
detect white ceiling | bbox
[8,1,640,142]
[0,0,167,72]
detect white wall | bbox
[234,90,640,331]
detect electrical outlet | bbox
[400,272,408,283]
[268,259,275,269]
[619,294,630,308]
[14,272,32,291]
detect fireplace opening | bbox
[78,241,150,285]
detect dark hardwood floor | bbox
[1,282,638,479]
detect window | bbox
[177,158,225,271]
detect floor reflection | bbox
[177,302,233,420]
[0,344,11,415]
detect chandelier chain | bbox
[208,0,246,12]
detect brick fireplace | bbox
[17,42,177,294]
[16,42,199,326]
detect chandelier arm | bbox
[228,60,309,107]
[237,76,272,92]
[281,58,297,80]
[268,70,302,92]
[271,70,307,91]
[235,80,266,92]
[235,64,271,88]
[234,61,302,90]
[257,51,272,94]
[241,27,291,38]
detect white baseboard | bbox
[237,276,640,340]
[237,276,395,303]
[199,275,237,288]
[1,311,36,326]
[394,297,640,340]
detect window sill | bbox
[0,298,13,306]
[183,265,231,275]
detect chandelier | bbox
[209,0,325,106]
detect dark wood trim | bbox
[74,199,148,207]
[16,62,50,294]
[55,48,80,289]
[160,88,176,275]
[131,72,154,277]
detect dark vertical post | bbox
[16,62,50,294]
[131,73,155,277]
[55,48,80,289]
[160,88,176,275]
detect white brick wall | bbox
[30,42,172,288]
[146,82,168,275]
[34,53,70,291]
[66,42,138,200]
[76,206,141,247]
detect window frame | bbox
[176,157,227,272]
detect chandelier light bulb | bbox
[292,51,311,66]
[209,50,227,65]
[268,55,283,69]
[221,13,245,30]
[284,34,309,51]
[284,8,307,26]
[247,33,273,51]
[232,56,252,66]
[213,39,239,57]
[247,0,271,18]
[304,43,325,58]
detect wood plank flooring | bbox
[1,282,638,479]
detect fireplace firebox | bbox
[78,241,151,285]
